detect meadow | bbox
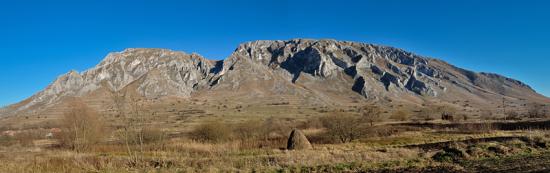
[1,99,550,173]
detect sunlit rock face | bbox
[2,39,547,117]
[15,48,217,111]
[226,39,447,98]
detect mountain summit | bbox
[1,39,548,118]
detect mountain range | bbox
[1,39,548,120]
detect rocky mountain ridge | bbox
[1,39,548,118]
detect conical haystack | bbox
[286,129,312,150]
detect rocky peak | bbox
[226,39,443,98]
[83,48,214,91]
[15,48,217,112]
[2,39,547,118]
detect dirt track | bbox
[461,152,550,173]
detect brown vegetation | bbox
[390,109,410,121]
[527,102,547,118]
[190,121,233,142]
[418,106,438,121]
[3,99,550,172]
[57,98,106,152]
[361,105,383,126]
[320,113,367,143]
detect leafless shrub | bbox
[14,131,44,147]
[262,117,292,138]
[190,121,233,143]
[241,118,296,149]
[505,111,522,120]
[320,113,367,143]
[418,107,437,121]
[417,104,458,122]
[527,103,546,119]
[307,131,338,144]
[233,120,266,141]
[390,109,410,121]
[57,98,106,152]
[440,106,457,121]
[189,118,295,149]
[361,105,383,126]
[140,127,167,144]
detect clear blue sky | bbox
[1,0,549,106]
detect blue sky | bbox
[0,0,549,106]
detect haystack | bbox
[286,129,312,150]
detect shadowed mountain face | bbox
[1,39,548,118]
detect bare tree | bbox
[320,113,366,143]
[111,91,126,118]
[527,102,546,119]
[111,91,149,167]
[418,106,437,121]
[111,91,134,163]
[439,105,457,121]
[361,105,382,126]
[58,98,105,152]
[416,104,456,121]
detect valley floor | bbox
[2,121,550,173]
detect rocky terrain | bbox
[1,39,548,120]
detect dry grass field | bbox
[2,126,550,172]
[1,98,550,173]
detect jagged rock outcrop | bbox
[222,39,447,99]
[11,48,217,113]
[1,39,548,118]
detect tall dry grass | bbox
[0,138,424,173]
